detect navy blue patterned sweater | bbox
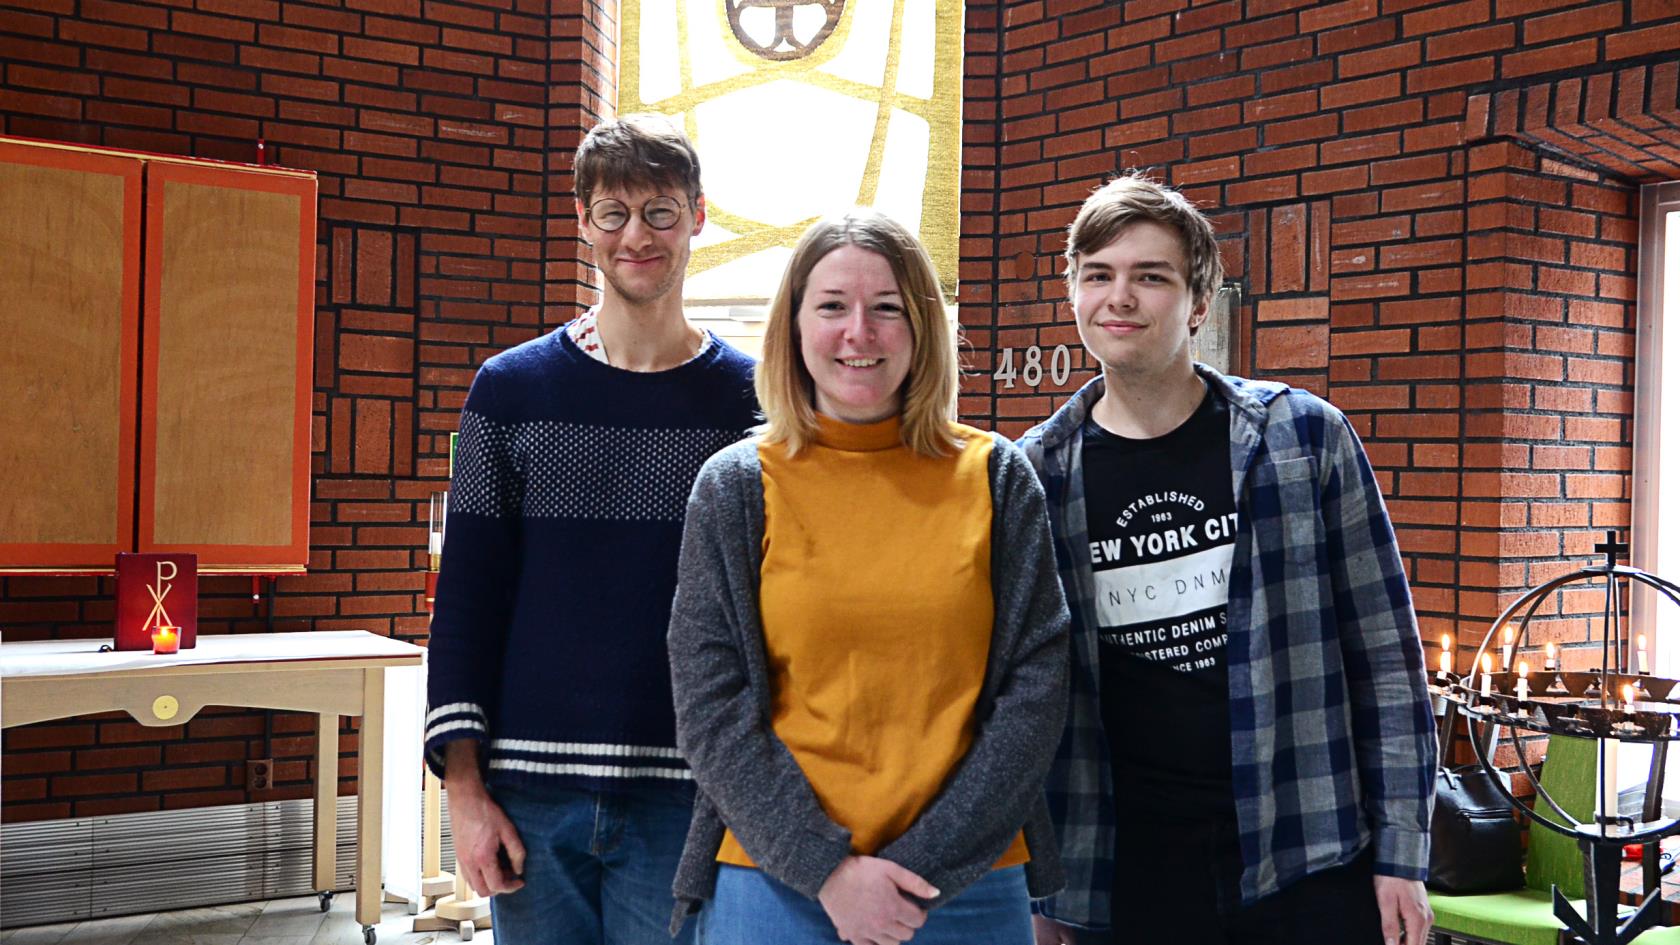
[425,326,759,790]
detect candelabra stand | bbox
[409,490,491,940]
[1433,532,1680,945]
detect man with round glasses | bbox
[425,114,759,945]
[586,194,683,233]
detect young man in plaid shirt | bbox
[1020,175,1436,945]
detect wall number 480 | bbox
[993,344,1071,389]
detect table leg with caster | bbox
[315,714,339,918]
[355,670,386,931]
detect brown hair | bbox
[1064,173,1223,310]
[573,114,702,208]
[757,209,962,457]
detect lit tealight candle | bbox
[151,624,179,655]
[1501,626,1514,671]
[1545,641,1557,671]
[1516,661,1530,702]
[1480,653,1493,698]
[1638,634,1649,675]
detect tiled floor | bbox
[0,895,491,945]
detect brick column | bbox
[1459,138,1637,660]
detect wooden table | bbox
[0,631,425,940]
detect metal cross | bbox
[1594,530,1628,569]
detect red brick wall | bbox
[3,0,1676,820]
[959,0,1674,686]
[0,0,609,820]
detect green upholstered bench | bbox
[1430,889,1596,945]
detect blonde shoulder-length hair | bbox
[757,209,962,457]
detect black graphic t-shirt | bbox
[1083,387,1238,815]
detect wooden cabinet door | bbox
[0,141,143,570]
[137,161,316,571]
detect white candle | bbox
[1602,737,1622,819]
[1623,683,1637,714]
[1439,633,1452,680]
[1501,627,1514,671]
[1638,634,1649,674]
[1516,661,1529,702]
[1480,654,1493,698]
[1544,641,1557,671]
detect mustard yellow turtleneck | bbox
[717,414,1029,869]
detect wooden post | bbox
[314,712,338,893]
[356,669,385,929]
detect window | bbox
[1633,182,1680,673]
[1628,182,1680,803]
[619,0,965,354]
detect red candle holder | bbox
[152,625,180,655]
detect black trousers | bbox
[1098,813,1386,945]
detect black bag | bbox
[1427,764,1525,893]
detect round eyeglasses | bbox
[586,195,685,232]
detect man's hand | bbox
[443,741,526,896]
[818,855,938,945]
[1031,914,1081,944]
[1373,875,1432,945]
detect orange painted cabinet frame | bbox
[0,140,143,572]
[0,136,317,575]
[138,161,317,571]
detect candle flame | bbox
[1503,627,1514,644]
[1481,654,1492,673]
[1547,641,1557,656]
[1640,633,1648,650]
[1623,683,1636,708]
[1518,660,1529,678]
[1442,633,1452,650]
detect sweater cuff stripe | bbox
[426,702,488,726]
[427,718,489,741]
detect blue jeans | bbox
[698,864,1032,945]
[489,780,696,945]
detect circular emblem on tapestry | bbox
[725,0,844,61]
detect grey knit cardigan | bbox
[666,432,1071,932]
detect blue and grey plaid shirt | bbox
[1019,366,1436,930]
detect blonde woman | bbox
[666,209,1070,945]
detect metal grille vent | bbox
[1,795,455,929]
